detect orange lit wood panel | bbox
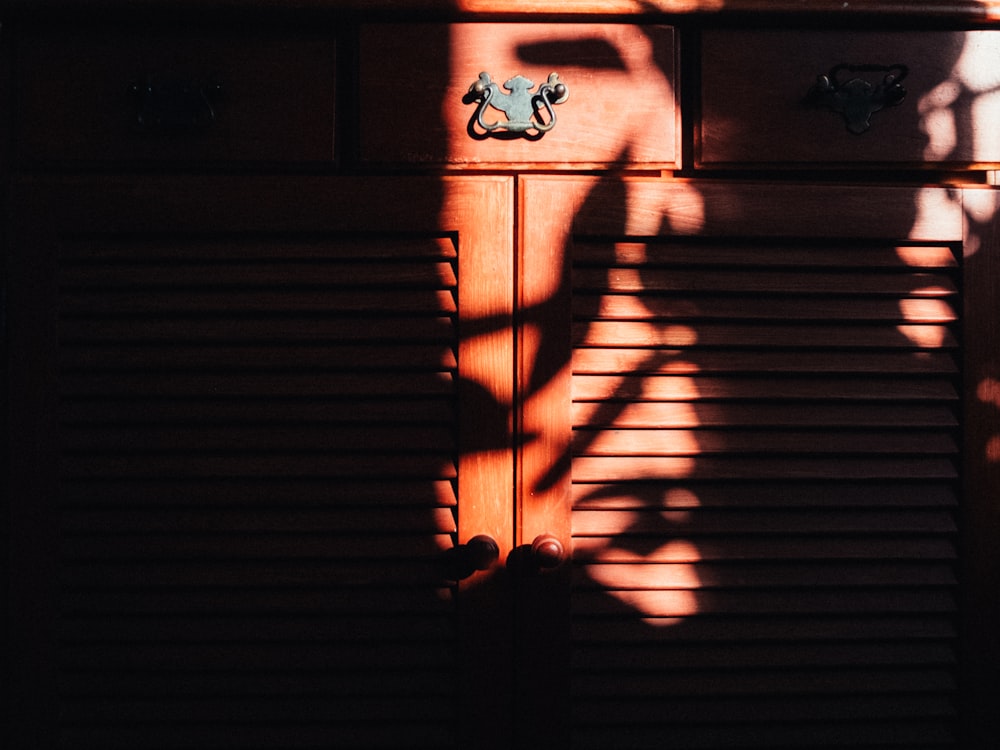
[361,24,679,168]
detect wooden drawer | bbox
[15,27,337,164]
[360,23,679,168]
[700,30,1000,168]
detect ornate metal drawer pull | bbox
[466,71,568,137]
[806,63,907,134]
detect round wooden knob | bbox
[465,534,500,571]
[530,534,565,569]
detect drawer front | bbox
[360,23,679,168]
[16,28,337,164]
[700,30,1000,167]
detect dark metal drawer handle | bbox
[465,71,568,138]
[806,63,907,134]
[128,76,224,134]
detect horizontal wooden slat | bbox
[572,537,957,562]
[571,694,956,724]
[61,425,457,453]
[58,479,458,508]
[61,533,455,561]
[573,375,958,401]
[571,721,955,750]
[574,268,958,295]
[60,316,456,343]
[61,507,456,534]
[574,294,958,323]
[59,237,458,262]
[574,429,958,456]
[572,455,959,480]
[572,641,956,668]
[573,348,959,375]
[58,614,457,643]
[61,289,459,315]
[571,668,957,697]
[60,563,454,589]
[574,562,957,589]
[58,260,457,288]
[62,372,455,398]
[60,343,458,370]
[572,402,958,428]
[60,586,456,615]
[57,641,455,671]
[573,509,956,536]
[573,242,959,269]
[60,454,458,479]
[59,371,455,397]
[60,398,457,425]
[572,481,958,508]
[572,615,958,642]
[575,321,957,349]
[57,668,457,698]
[57,723,455,750]
[58,695,456,723]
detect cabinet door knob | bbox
[445,534,501,579]
[466,71,568,136]
[464,534,501,571]
[530,534,566,569]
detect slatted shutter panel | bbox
[8,176,514,750]
[571,237,961,749]
[54,234,462,749]
[518,178,968,749]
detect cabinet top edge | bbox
[2,0,1000,21]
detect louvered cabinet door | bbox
[6,175,514,750]
[518,176,1000,748]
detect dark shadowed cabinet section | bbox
[6,175,514,749]
[14,26,337,165]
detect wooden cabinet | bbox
[3,6,999,750]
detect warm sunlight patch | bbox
[588,538,704,624]
[978,377,1000,407]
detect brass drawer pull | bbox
[466,71,568,137]
[128,76,224,134]
[806,63,907,134]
